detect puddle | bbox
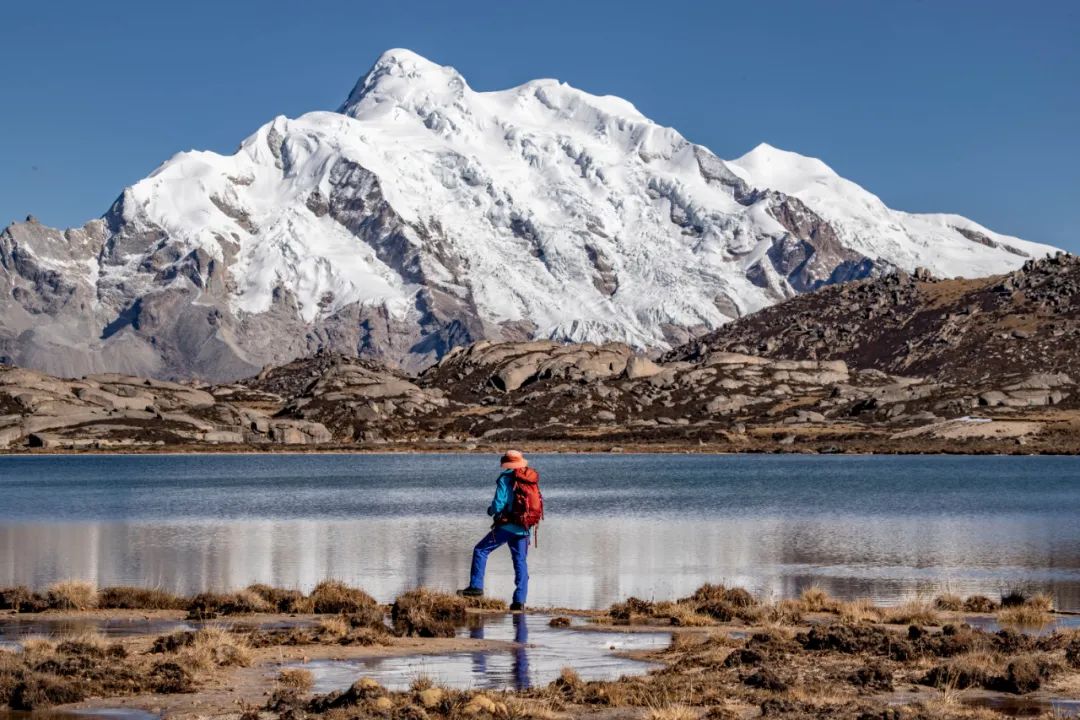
[0,615,319,650]
[0,617,193,645]
[295,613,669,692]
[0,710,158,720]
[963,614,1080,636]
[963,695,1080,717]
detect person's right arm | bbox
[488,473,510,518]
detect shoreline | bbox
[2,441,1079,457]
[2,584,1078,720]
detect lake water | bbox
[1,453,1079,611]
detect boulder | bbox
[978,391,1008,407]
[625,355,662,379]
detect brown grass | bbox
[962,594,999,613]
[797,585,837,613]
[45,580,97,610]
[317,615,350,638]
[391,588,468,637]
[647,704,697,720]
[0,625,242,710]
[309,580,377,614]
[837,597,881,623]
[933,593,964,611]
[997,604,1054,628]
[660,602,716,627]
[276,668,314,693]
[995,592,1054,628]
[461,595,509,611]
[0,586,47,613]
[187,590,273,618]
[174,627,252,675]
[98,586,185,610]
[880,598,940,625]
[246,584,311,613]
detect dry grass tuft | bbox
[761,599,804,626]
[174,627,252,674]
[962,595,999,613]
[997,604,1053,629]
[317,615,350,638]
[661,603,716,627]
[647,704,697,720]
[276,668,314,693]
[1024,592,1054,612]
[995,592,1054,628]
[45,580,98,610]
[0,586,48,613]
[797,585,837,613]
[186,589,273,618]
[461,595,509,611]
[391,588,468,637]
[880,598,940,625]
[246,584,311,613]
[933,593,964,611]
[684,583,758,609]
[309,580,377,614]
[920,649,1003,691]
[837,598,881,623]
[98,586,185,610]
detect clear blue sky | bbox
[2,0,1077,250]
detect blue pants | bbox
[470,527,529,604]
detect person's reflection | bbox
[512,612,530,690]
[469,615,487,678]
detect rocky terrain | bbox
[0,49,1056,382]
[671,252,1080,384]
[3,252,1079,454]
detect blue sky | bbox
[2,0,1077,250]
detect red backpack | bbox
[507,467,544,531]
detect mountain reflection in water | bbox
[1,454,1078,610]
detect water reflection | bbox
[0,711,158,720]
[298,614,667,692]
[469,614,530,690]
[2,516,1079,610]
[0,617,191,642]
[1,454,1079,610]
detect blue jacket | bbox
[488,469,531,536]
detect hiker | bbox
[459,450,543,611]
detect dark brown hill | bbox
[668,253,1080,385]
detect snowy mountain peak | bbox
[0,48,1060,382]
[733,143,841,189]
[340,48,468,116]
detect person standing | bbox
[459,450,543,611]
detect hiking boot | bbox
[510,602,524,612]
[457,587,483,598]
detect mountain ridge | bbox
[0,49,1059,382]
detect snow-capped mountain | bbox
[0,49,1058,381]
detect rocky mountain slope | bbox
[0,49,1057,382]
[670,252,1080,385]
[5,254,1080,454]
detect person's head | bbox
[500,449,528,469]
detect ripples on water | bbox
[1,453,1078,610]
